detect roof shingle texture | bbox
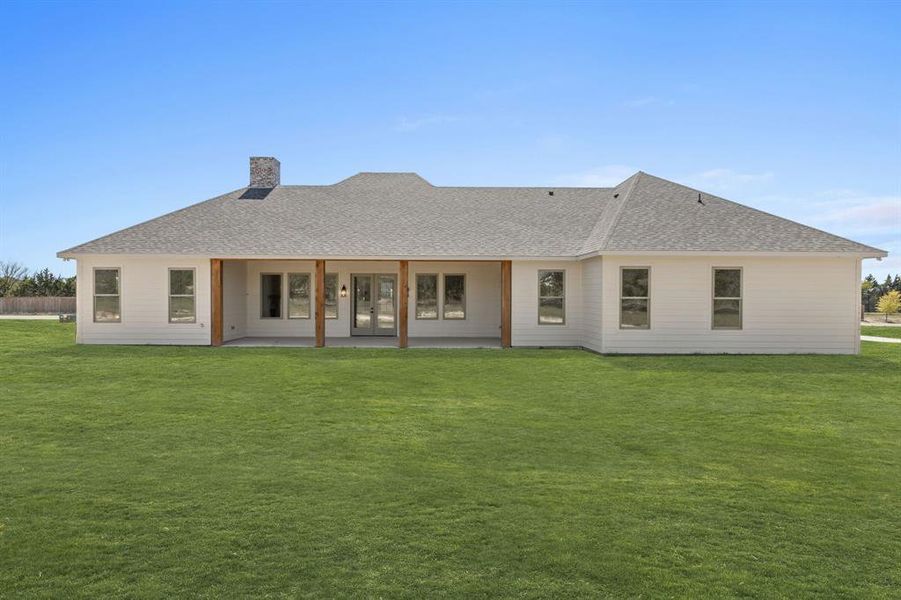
[59,171,885,257]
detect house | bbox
[58,157,887,353]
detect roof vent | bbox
[249,156,280,188]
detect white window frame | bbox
[443,273,466,320]
[167,267,196,324]
[712,267,743,330]
[619,266,651,330]
[415,273,439,320]
[93,267,121,323]
[287,272,312,320]
[260,272,283,319]
[537,269,565,325]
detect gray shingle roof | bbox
[58,171,886,258]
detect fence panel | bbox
[0,297,76,314]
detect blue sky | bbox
[1,1,898,278]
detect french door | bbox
[351,274,397,336]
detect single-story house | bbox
[58,157,887,353]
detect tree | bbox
[876,290,901,322]
[0,261,28,296]
[861,276,878,312]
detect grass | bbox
[862,325,901,339]
[1,321,899,598]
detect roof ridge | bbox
[580,171,642,254]
[636,172,886,254]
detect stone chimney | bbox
[249,156,280,188]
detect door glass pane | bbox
[377,276,395,329]
[354,276,371,329]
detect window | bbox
[325,273,338,319]
[168,268,195,323]
[93,268,120,322]
[260,273,282,318]
[288,273,311,319]
[538,270,565,324]
[713,268,742,329]
[443,274,466,319]
[416,274,438,319]
[620,267,649,329]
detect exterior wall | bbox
[75,255,211,345]
[222,260,247,342]
[243,260,319,337]
[598,255,860,354]
[407,261,501,338]
[580,256,604,353]
[510,260,583,347]
[241,260,501,338]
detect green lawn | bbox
[1,321,899,598]
[862,325,901,339]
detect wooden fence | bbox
[0,297,76,315]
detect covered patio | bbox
[221,336,504,348]
[210,258,511,349]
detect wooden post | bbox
[211,259,223,347]
[398,260,409,348]
[315,260,326,348]
[501,260,512,348]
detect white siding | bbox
[244,260,318,337]
[222,260,247,342]
[580,256,603,353]
[408,261,501,338]
[511,260,582,347]
[240,260,502,338]
[598,255,860,354]
[75,255,211,345]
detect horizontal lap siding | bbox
[408,262,501,338]
[244,260,318,337]
[599,256,858,354]
[76,256,211,345]
[511,260,582,347]
[581,257,603,353]
[222,260,247,341]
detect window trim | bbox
[325,272,339,320]
[415,273,439,320]
[619,266,651,330]
[260,272,284,319]
[537,269,566,326]
[711,267,743,330]
[287,272,312,320]
[167,267,196,324]
[442,273,466,320]
[92,267,121,323]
